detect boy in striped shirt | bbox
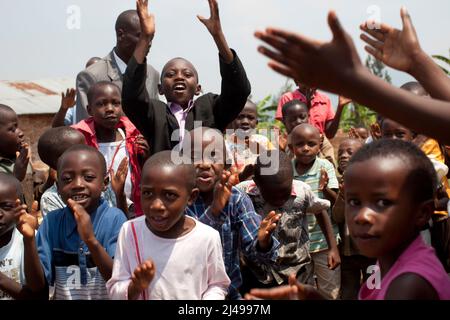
[290,124,341,299]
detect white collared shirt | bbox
[168,100,195,144]
[112,50,127,75]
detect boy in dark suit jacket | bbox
[122,0,251,155]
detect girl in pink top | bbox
[246,140,450,300]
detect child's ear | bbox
[195,84,202,96]
[415,199,434,230]
[187,187,200,205]
[288,143,294,154]
[103,175,109,192]
[87,104,93,117]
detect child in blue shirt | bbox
[35,145,127,299]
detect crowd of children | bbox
[1,0,449,300]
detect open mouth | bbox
[173,83,187,92]
[71,194,90,203]
[149,216,169,229]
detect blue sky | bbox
[1,0,449,104]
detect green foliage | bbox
[339,55,391,131]
[432,53,450,75]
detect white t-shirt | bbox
[98,138,132,204]
[0,228,25,300]
[107,216,230,300]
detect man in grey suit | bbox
[74,9,159,124]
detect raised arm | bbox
[360,7,450,102]
[197,0,233,63]
[198,0,251,130]
[255,10,450,144]
[121,0,155,143]
[52,89,76,127]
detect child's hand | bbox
[370,123,382,140]
[14,199,38,239]
[135,135,150,163]
[360,7,421,74]
[211,169,239,217]
[348,127,361,140]
[67,199,96,245]
[136,0,155,40]
[245,273,325,300]
[257,211,281,251]
[110,157,128,197]
[238,164,255,182]
[255,12,363,95]
[13,142,30,182]
[197,0,222,37]
[29,200,42,225]
[60,88,76,110]
[131,259,156,292]
[318,168,329,192]
[278,132,288,151]
[327,247,341,270]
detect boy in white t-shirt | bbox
[106,151,230,299]
[0,173,42,299]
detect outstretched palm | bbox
[360,7,421,73]
[197,0,222,36]
[136,0,155,39]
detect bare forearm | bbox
[331,192,345,224]
[0,272,24,299]
[325,105,345,138]
[315,210,338,251]
[115,192,129,218]
[212,30,233,64]
[23,237,46,292]
[51,107,69,128]
[410,51,450,102]
[85,239,113,280]
[127,281,142,300]
[322,187,338,206]
[346,67,450,144]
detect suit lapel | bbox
[106,50,122,82]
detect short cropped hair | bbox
[38,127,85,170]
[348,139,437,202]
[143,150,196,191]
[0,172,23,197]
[57,145,107,177]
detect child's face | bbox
[0,183,18,238]
[256,178,293,208]
[283,104,309,134]
[381,119,414,142]
[159,59,201,107]
[232,103,258,136]
[87,85,122,130]
[355,127,369,140]
[190,133,227,194]
[141,165,197,237]
[0,111,24,159]
[289,128,320,165]
[338,140,363,174]
[57,151,107,213]
[344,157,430,258]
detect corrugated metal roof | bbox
[0,78,75,115]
